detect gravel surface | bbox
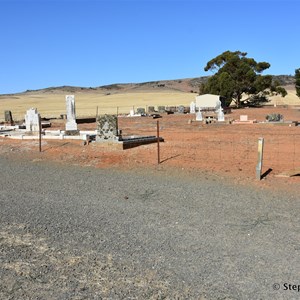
[1,156,300,299]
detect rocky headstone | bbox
[148,106,155,113]
[266,113,283,122]
[25,108,40,132]
[96,114,119,141]
[4,110,13,125]
[136,107,146,115]
[158,106,166,113]
[178,105,185,114]
[65,95,78,131]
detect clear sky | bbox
[0,0,299,94]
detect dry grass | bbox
[0,87,298,122]
[0,91,196,121]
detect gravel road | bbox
[1,156,300,300]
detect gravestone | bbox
[158,106,166,113]
[266,113,283,122]
[96,114,119,141]
[65,95,78,131]
[4,110,13,125]
[25,108,40,132]
[196,111,203,121]
[178,105,185,114]
[190,101,196,114]
[136,107,145,115]
[240,115,248,122]
[148,106,155,113]
[217,108,225,122]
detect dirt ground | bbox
[1,106,300,193]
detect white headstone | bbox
[65,95,78,131]
[196,111,203,121]
[25,108,40,132]
[217,108,225,122]
[190,101,196,114]
[240,115,248,122]
[129,109,135,116]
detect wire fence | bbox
[118,119,300,173]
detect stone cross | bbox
[65,95,78,131]
[25,108,40,132]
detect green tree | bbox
[201,50,287,107]
[295,68,300,98]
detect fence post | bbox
[38,114,42,153]
[157,120,160,164]
[256,137,264,180]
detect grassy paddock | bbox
[0,88,298,122]
[0,91,196,121]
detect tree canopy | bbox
[200,51,287,107]
[295,68,300,98]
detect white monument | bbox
[65,95,78,131]
[25,108,40,132]
[190,101,196,114]
[217,108,225,122]
[195,94,221,111]
[196,111,203,121]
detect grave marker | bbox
[65,95,78,131]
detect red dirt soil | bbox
[1,106,300,193]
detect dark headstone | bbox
[148,106,155,113]
[4,110,13,125]
[177,105,185,114]
[157,106,166,113]
[136,107,146,115]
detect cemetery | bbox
[1,92,300,185]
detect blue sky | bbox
[0,0,299,94]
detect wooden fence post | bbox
[256,137,264,180]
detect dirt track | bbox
[1,156,300,299]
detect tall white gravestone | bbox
[217,108,225,122]
[25,108,40,132]
[190,101,196,114]
[65,95,78,131]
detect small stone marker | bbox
[25,108,40,132]
[4,110,13,125]
[178,105,185,114]
[65,95,78,131]
[136,107,145,115]
[158,106,166,113]
[148,106,155,113]
[240,115,248,122]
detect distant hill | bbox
[4,75,296,96]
